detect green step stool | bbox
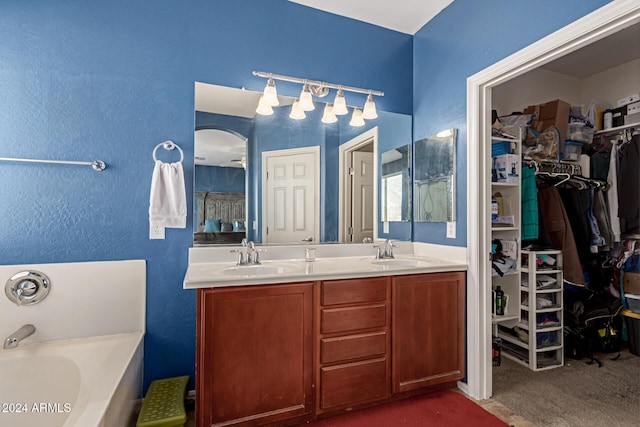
[136,375,189,427]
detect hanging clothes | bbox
[538,185,585,286]
[559,188,593,262]
[607,143,621,242]
[617,133,640,236]
[521,165,539,241]
[593,189,613,252]
[588,141,611,181]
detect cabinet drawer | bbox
[321,278,387,306]
[320,358,388,410]
[321,331,386,364]
[321,304,386,334]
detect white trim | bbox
[338,127,379,242]
[466,1,640,400]
[261,145,321,244]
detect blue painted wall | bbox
[194,166,245,194]
[1,0,613,394]
[0,0,412,392]
[412,0,610,246]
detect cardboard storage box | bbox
[625,112,640,126]
[624,272,640,295]
[524,99,571,146]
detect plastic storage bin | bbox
[625,294,640,313]
[567,122,595,143]
[562,141,583,161]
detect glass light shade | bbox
[289,99,306,120]
[256,95,273,115]
[299,84,315,111]
[363,94,378,119]
[349,108,365,127]
[263,78,279,106]
[333,89,348,115]
[321,103,337,124]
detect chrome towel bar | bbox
[0,156,106,171]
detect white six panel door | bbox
[351,151,374,243]
[263,147,319,244]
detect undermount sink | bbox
[220,263,301,277]
[370,258,432,268]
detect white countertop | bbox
[183,242,467,289]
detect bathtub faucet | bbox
[3,324,36,349]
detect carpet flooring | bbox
[492,347,640,426]
[307,391,507,426]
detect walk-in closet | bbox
[487,19,640,426]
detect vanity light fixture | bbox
[437,129,453,138]
[252,71,383,126]
[332,89,348,115]
[263,77,279,106]
[349,108,365,127]
[256,95,274,115]
[289,99,306,120]
[299,83,315,111]
[321,103,337,124]
[362,93,378,119]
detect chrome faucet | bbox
[230,239,265,265]
[374,239,398,259]
[3,324,35,349]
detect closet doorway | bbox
[465,1,640,400]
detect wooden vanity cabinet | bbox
[196,283,314,427]
[316,277,391,414]
[391,272,466,393]
[195,271,466,426]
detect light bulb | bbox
[263,78,279,106]
[289,99,306,120]
[349,108,365,127]
[256,95,273,116]
[299,84,315,111]
[363,94,378,119]
[333,89,348,115]
[321,103,337,124]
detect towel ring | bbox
[153,141,184,163]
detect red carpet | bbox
[307,391,508,426]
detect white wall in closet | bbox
[492,68,580,117]
[580,58,640,106]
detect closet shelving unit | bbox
[593,121,640,137]
[498,249,564,371]
[491,129,522,326]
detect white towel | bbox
[149,160,187,228]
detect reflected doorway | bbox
[339,127,378,243]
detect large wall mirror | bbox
[193,81,412,245]
[413,129,457,222]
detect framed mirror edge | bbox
[193,80,414,246]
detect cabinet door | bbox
[391,272,466,393]
[196,283,313,427]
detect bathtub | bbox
[0,332,143,427]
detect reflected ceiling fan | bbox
[219,155,247,169]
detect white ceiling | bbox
[287,1,639,79]
[541,22,640,78]
[195,128,246,167]
[289,0,454,35]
